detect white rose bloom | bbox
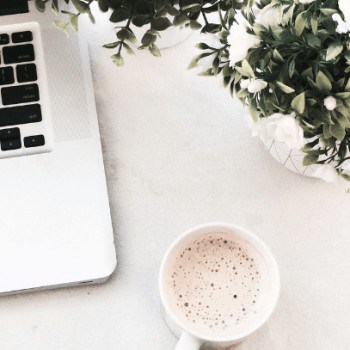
[332,13,350,34]
[324,96,337,111]
[227,23,260,66]
[312,164,339,183]
[339,0,350,26]
[253,113,305,150]
[247,79,268,93]
[256,1,294,29]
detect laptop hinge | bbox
[0,0,29,16]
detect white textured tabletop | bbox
[0,12,350,350]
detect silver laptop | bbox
[0,2,117,294]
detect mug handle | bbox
[175,332,203,350]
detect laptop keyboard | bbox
[0,22,53,158]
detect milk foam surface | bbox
[165,232,268,338]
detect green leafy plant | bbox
[195,0,350,181]
[34,0,247,66]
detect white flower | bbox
[256,2,294,29]
[332,13,350,34]
[227,23,260,66]
[324,96,337,111]
[240,78,250,89]
[299,0,316,4]
[240,78,267,93]
[253,113,305,150]
[247,79,268,93]
[312,164,339,183]
[339,0,350,27]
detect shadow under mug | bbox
[159,223,280,349]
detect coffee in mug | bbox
[159,223,280,349]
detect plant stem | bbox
[201,10,209,25]
[118,9,134,55]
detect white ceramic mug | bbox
[159,223,280,349]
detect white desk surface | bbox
[0,15,350,350]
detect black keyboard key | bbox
[1,138,21,151]
[0,67,14,86]
[0,127,20,141]
[24,135,45,148]
[0,34,9,45]
[0,104,42,127]
[3,44,35,64]
[12,31,33,43]
[16,63,37,83]
[1,84,39,105]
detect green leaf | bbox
[107,0,122,8]
[141,32,157,46]
[151,17,172,31]
[110,8,130,23]
[291,93,305,114]
[242,60,255,78]
[103,41,120,49]
[132,15,151,27]
[288,60,295,78]
[35,0,46,12]
[98,0,109,12]
[323,124,332,139]
[71,0,89,13]
[149,44,161,57]
[122,42,135,55]
[249,104,259,122]
[295,12,306,36]
[311,16,318,34]
[68,14,79,31]
[188,56,199,69]
[337,114,350,128]
[155,0,167,12]
[111,53,124,66]
[272,49,284,63]
[180,0,203,12]
[276,81,295,94]
[306,33,321,48]
[201,23,221,33]
[345,78,350,92]
[166,5,180,16]
[52,0,59,13]
[117,28,136,43]
[302,67,313,80]
[341,173,350,181]
[303,154,319,166]
[326,41,343,61]
[53,20,70,36]
[320,8,337,16]
[189,21,202,30]
[316,71,332,92]
[336,92,350,99]
[173,14,189,26]
[330,122,346,140]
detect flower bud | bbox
[324,96,337,111]
[247,79,267,93]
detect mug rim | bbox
[159,222,280,343]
